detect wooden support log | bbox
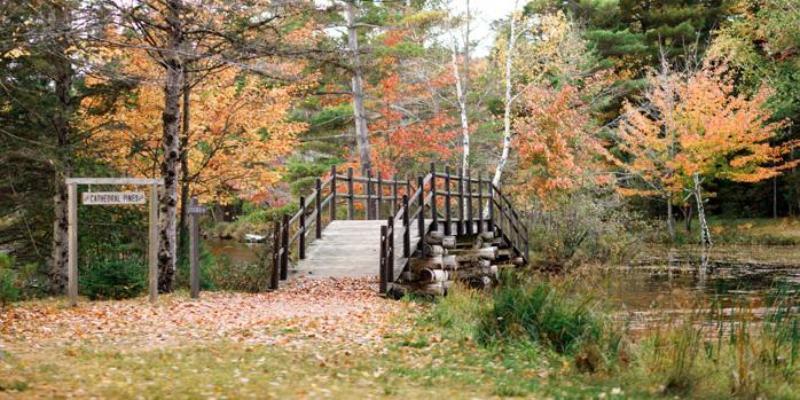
[479,264,499,277]
[411,255,443,270]
[420,268,449,283]
[422,244,445,257]
[479,246,498,260]
[376,172,382,220]
[426,230,444,244]
[441,235,456,249]
[442,255,458,270]
[421,281,452,296]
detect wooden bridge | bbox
[269,164,529,295]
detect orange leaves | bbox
[84,46,310,205]
[1,278,405,351]
[617,60,795,199]
[513,84,610,204]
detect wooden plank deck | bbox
[293,219,430,279]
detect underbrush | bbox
[79,258,146,300]
[207,203,297,241]
[529,191,654,271]
[673,217,800,246]
[425,272,800,398]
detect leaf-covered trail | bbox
[1,278,413,354]
[0,278,446,399]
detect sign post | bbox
[187,197,207,299]
[65,177,163,306]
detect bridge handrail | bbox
[270,162,530,292]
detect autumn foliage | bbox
[85,51,309,204]
[616,61,797,199]
[513,85,610,204]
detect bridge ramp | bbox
[293,219,427,279]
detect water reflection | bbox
[605,244,800,331]
[205,239,263,265]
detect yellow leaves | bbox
[616,59,795,198]
[82,46,311,204]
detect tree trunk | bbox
[178,70,191,263]
[490,2,517,192]
[666,197,675,241]
[773,176,778,218]
[451,43,469,178]
[49,3,74,293]
[693,173,712,247]
[345,1,372,172]
[683,203,693,232]
[158,0,184,293]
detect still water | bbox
[205,239,800,325]
[206,239,263,264]
[604,244,800,331]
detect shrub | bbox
[529,191,653,270]
[0,254,19,308]
[477,273,604,355]
[175,244,216,291]
[80,258,146,300]
[208,254,270,292]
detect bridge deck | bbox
[293,219,429,279]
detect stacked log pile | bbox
[390,227,522,297]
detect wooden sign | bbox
[187,205,207,215]
[82,191,146,205]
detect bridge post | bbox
[392,174,398,213]
[477,172,484,234]
[366,169,373,220]
[444,166,452,235]
[487,183,495,232]
[430,163,437,232]
[280,214,289,280]
[270,221,280,290]
[377,172,382,220]
[466,170,473,235]
[402,195,410,257]
[379,225,387,294]
[315,178,322,239]
[387,217,394,282]
[330,165,337,221]
[347,167,354,219]
[457,172,465,235]
[299,196,306,259]
[417,176,424,246]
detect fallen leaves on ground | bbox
[0,277,416,355]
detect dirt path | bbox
[1,278,414,354]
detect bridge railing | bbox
[270,166,422,289]
[378,163,530,294]
[270,163,530,292]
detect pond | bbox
[604,244,800,332]
[205,238,800,330]
[205,239,264,265]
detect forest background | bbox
[2,0,800,297]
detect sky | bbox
[454,0,520,56]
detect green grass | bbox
[6,274,800,399]
[677,217,800,245]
